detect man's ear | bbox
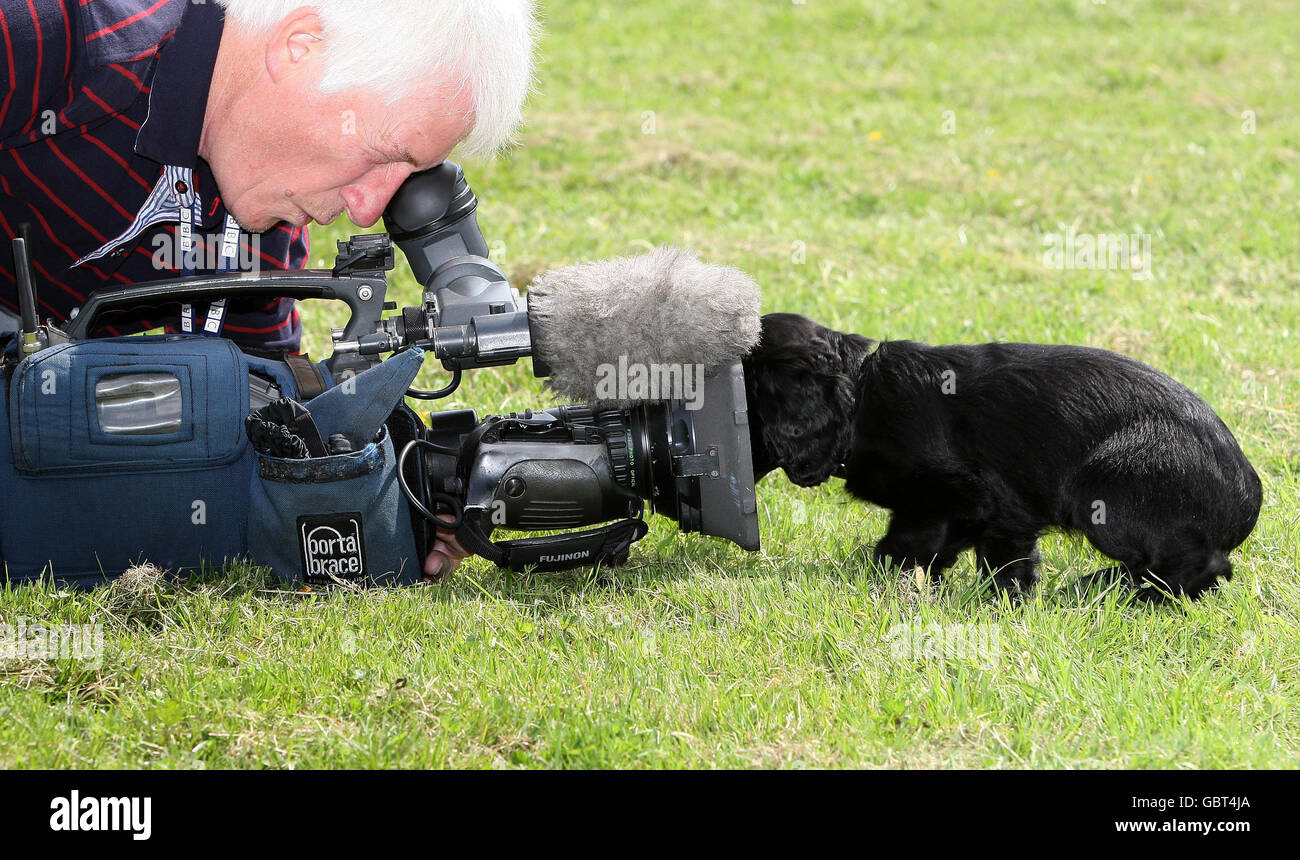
[265,8,325,85]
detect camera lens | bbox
[625,364,761,550]
[587,403,701,534]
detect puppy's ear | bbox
[758,369,854,486]
[746,317,869,487]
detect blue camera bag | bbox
[0,334,427,588]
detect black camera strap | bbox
[456,511,648,573]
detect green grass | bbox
[3,0,1298,768]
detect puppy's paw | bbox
[988,577,1034,603]
[982,564,1039,601]
[870,541,914,571]
[1067,566,1132,597]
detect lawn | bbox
[1,0,1297,768]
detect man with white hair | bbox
[1,0,535,576]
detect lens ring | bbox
[596,409,633,489]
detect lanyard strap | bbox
[175,167,241,338]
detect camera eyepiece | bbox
[378,162,532,370]
[382,162,488,285]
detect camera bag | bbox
[0,333,428,588]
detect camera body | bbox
[370,163,759,568]
[420,363,759,572]
[4,163,759,580]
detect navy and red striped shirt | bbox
[0,0,305,350]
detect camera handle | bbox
[61,268,392,377]
[455,509,649,573]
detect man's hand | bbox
[423,515,472,580]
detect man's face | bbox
[203,12,475,232]
[210,87,473,233]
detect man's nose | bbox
[341,166,412,228]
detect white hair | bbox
[215,0,537,157]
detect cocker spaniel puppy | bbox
[744,313,1262,600]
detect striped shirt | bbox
[0,0,304,350]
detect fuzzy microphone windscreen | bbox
[525,246,762,405]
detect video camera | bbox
[3,163,759,582]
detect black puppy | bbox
[744,313,1262,600]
